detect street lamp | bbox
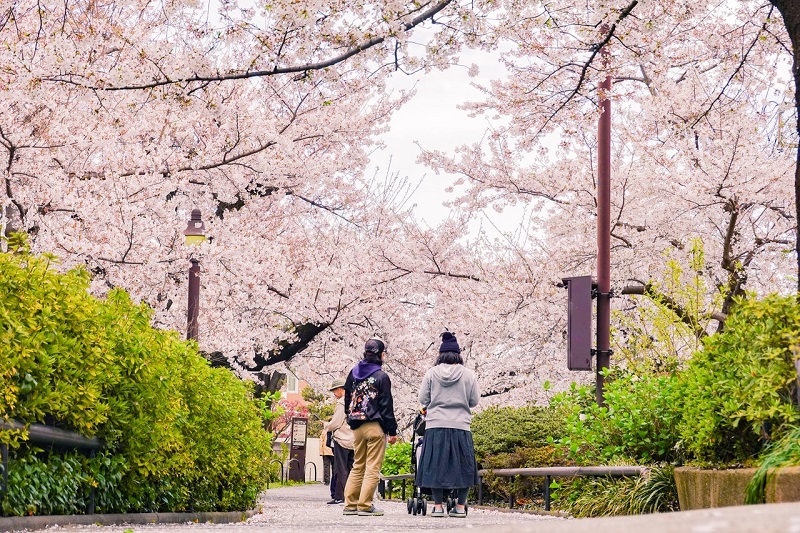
[183,208,206,341]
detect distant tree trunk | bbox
[769,1,800,293]
[771,1,800,408]
[204,321,331,389]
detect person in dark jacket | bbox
[342,337,398,517]
[417,331,480,518]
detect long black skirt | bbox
[416,427,479,489]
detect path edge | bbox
[0,509,259,532]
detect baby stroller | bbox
[406,409,467,516]
[406,409,429,516]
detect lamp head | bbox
[184,209,206,245]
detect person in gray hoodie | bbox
[416,331,480,518]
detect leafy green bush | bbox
[381,441,413,495]
[1,450,127,516]
[552,371,682,465]
[472,405,565,462]
[677,295,800,464]
[0,240,273,515]
[382,441,412,477]
[470,404,566,506]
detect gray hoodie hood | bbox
[430,363,465,386]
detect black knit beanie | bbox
[439,332,461,353]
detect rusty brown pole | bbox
[596,27,612,407]
[187,258,200,341]
[184,208,206,342]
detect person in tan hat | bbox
[324,377,354,504]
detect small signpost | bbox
[562,275,593,371]
[288,417,308,482]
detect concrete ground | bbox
[1,483,561,533]
[3,482,800,533]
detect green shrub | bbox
[0,241,273,515]
[382,441,413,495]
[552,371,682,465]
[472,405,565,462]
[479,444,561,504]
[1,450,127,516]
[553,465,678,517]
[677,295,800,464]
[470,404,566,507]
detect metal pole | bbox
[88,449,96,515]
[187,258,200,341]
[596,25,612,407]
[544,475,551,511]
[183,208,205,342]
[1,443,7,495]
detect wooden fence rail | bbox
[380,465,649,512]
[1,420,103,514]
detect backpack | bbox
[347,375,380,423]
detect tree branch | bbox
[621,283,726,336]
[46,0,456,91]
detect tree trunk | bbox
[770,1,800,292]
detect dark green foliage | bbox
[471,404,567,506]
[677,295,800,464]
[1,451,127,516]
[0,241,273,515]
[471,405,566,461]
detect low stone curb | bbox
[0,509,258,532]
[469,505,569,518]
[381,498,569,518]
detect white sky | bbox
[368,49,519,232]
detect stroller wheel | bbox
[407,497,413,514]
[446,497,455,513]
[421,499,428,516]
[412,497,419,515]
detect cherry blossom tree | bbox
[0,0,564,424]
[4,0,800,424]
[419,0,797,361]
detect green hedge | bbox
[0,238,272,515]
[471,405,566,506]
[472,405,565,462]
[552,372,683,466]
[677,295,800,464]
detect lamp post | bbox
[596,25,612,407]
[183,209,206,341]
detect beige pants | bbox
[343,421,387,511]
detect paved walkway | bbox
[8,483,800,533]
[13,483,561,533]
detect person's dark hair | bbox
[364,353,383,365]
[435,351,464,365]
